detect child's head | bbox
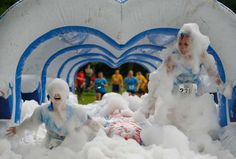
[115,69,120,74]
[178,33,191,56]
[47,78,69,107]
[128,70,134,77]
[177,23,210,58]
[98,72,104,78]
[136,71,142,76]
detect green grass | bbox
[78,78,112,104]
[78,78,125,105]
[78,90,96,105]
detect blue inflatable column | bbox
[228,86,236,122]
[218,92,227,127]
[0,84,13,119]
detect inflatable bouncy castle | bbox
[0,0,235,127]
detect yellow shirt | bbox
[111,74,123,85]
[136,74,147,91]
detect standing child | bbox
[95,72,107,100]
[136,71,148,96]
[111,69,123,93]
[76,70,85,101]
[124,70,138,96]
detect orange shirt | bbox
[111,74,123,85]
[136,74,147,91]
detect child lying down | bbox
[87,93,144,144]
[104,110,142,144]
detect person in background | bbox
[111,69,123,93]
[85,64,94,91]
[6,79,96,149]
[76,70,85,101]
[124,70,138,96]
[146,73,150,89]
[136,71,148,97]
[87,72,96,91]
[95,72,107,100]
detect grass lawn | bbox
[78,90,96,104]
[78,78,116,104]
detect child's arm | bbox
[6,107,42,137]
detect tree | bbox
[0,0,18,15]
[218,0,236,13]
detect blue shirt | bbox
[124,77,138,92]
[95,78,107,93]
[20,102,90,148]
[172,50,201,86]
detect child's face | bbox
[115,70,120,74]
[49,88,68,108]
[178,36,191,56]
[128,71,133,77]
[98,72,103,78]
[51,93,62,105]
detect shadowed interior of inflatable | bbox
[0,0,236,128]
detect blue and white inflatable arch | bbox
[0,0,235,126]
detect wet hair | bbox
[180,32,191,39]
[98,71,103,74]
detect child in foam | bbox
[169,23,223,96]
[105,109,142,144]
[7,78,97,149]
[138,23,224,121]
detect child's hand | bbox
[6,127,17,137]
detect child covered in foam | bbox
[86,93,143,144]
[137,23,228,155]
[7,78,98,149]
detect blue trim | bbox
[0,83,13,119]
[120,44,165,58]
[148,33,177,46]
[59,32,88,45]
[228,86,236,122]
[14,26,226,123]
[48,103,54,112]
[118,53,162,63]
[114,0,128,4]
[57,53,115,78]
[41,44,117,103]
[38,82,42,104]
[207,47,227,126]
[41,44,164,103]
[58,53,162,81]
[8,83,13,115]
[207,47,226,83]
[21,82,41,104]
[57,44,163,78]
[45,44,164,102]
[218,93,227,127]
